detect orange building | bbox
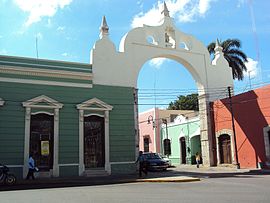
[212,85,270,169]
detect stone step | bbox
[84,169,109,177]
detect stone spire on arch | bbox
[99,15,109,39]
[214,38,224,56]
[212,38,228,66]
[161,1,170,17]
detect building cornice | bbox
[0,65,92,80]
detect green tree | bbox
[208,39,248,80]
[167,93,198,111]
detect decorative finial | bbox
[215,38,220,47]
[212,38,227,66]
[161,2,170,17]
[100,16,109,38]
[215,38,223,52]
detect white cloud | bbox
[57,26,65,32]
[36,32,43,40]
[149,57,167,69]
[14,0,72,27]
[243,58,258,78]
[0,49,8,54]
[237,0,246,8]
[131,0,216,28]
[61,53,68,57]
[47,19,52,27]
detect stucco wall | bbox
[160,118,200,165]
[213,85,270,168]
[0,82,136,177]
[138,108,157,153]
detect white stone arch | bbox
[22,95,63,178]
[91,4,233,166]
[216,129,235,165]
[76,98,113,176]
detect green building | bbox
[0,54,137,179]
[161,114,201,165]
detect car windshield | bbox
[144,153,161,160]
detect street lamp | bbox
[147,115,157,152]
[147,115,156,129]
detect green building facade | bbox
[0,55,137,179]
[161,115,201,165]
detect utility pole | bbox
[228,86,240,169]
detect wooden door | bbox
[84,115,105,168]
[219,134,232,164]
[180,137,186,164]
[30,114,54,171]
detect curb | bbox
[135,177,201,183]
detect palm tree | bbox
[208,39,248,80]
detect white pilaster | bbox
[104,110,111,174]
[78,109,85,175]
[23,107,31,178]
[53,108,59,177]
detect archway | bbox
[91,3,233,166]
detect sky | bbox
[0,0,269,112]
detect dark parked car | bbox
[142,153,169,171]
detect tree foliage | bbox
[208,38,248,80]
[167,93,198,111]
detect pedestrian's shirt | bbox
[28,157,35,169]
[136,155,145,163]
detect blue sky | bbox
[0,0,269,112]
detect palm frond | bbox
[227,49,248,62]
[207,42,216,55]
[208,38,247,81]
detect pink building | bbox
[139,108,195,153]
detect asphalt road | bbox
[0,174,270,203]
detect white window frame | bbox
[76,98,113,176]
[22,95,63,178]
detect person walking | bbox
[195,152,201,168]
[26,154,36,180]
[135,151,148,177]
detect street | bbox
[0,174,270,203]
